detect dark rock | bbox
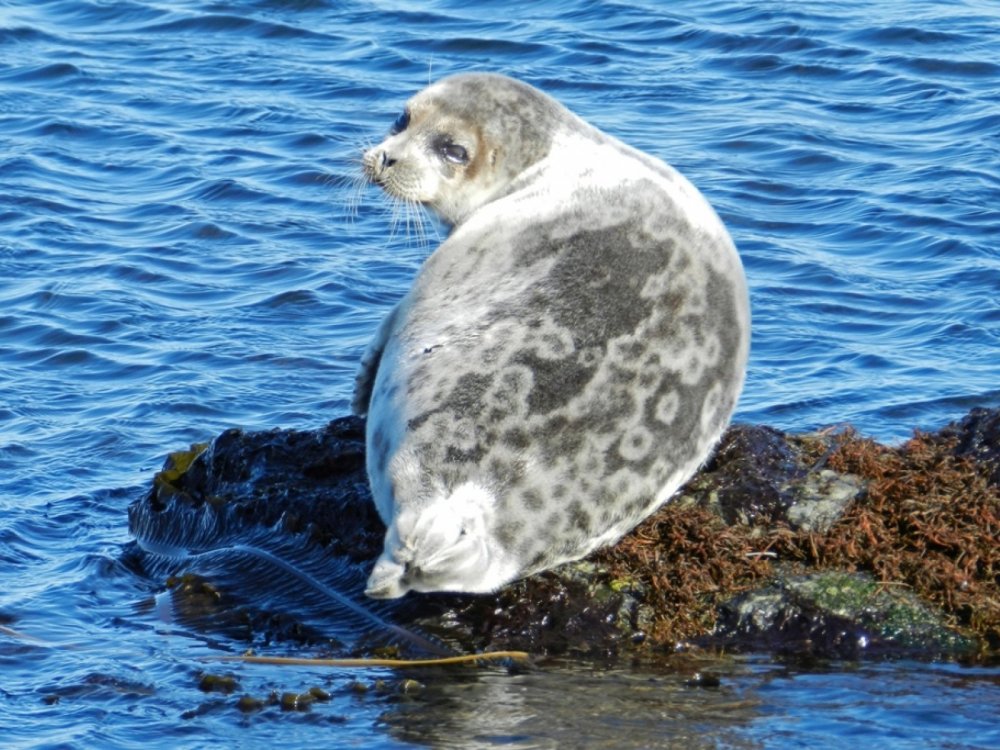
[939,407,1000,487]
[146,416,382,561]
[677,424,863,532]
[127,408,997,661]
[713,571,976,660]
[426,563,630,657]
[130,415,632,656]
[682,424,801,526]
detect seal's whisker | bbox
[345,171,370,223]
[405,199,429,248]
[346,141,377,223]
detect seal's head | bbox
[362,73,569,227]
[364,481,510,598]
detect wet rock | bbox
[675,424,864,533]
[198,673,240,694]
[129,417,654,657]
[235,694,265,713]
[938,407,1000,487]
[145,415,381,560]
[784,469,863,533]
[591,416,995,659]
[426,561,632,657]
[126,416,436,650]
[676,424,804,526]
[128,408,999,662]
[713,570,976,660]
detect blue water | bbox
[2,1,999,747]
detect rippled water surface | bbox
[1,1,998,747]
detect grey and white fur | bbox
[354,73,750,598]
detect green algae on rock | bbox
[714,570,976,659]
[598,412,998,659]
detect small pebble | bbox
[685,672,721,689]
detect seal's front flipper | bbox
[352,299,405,417]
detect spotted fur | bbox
[356,73,750,598]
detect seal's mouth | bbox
[363,144,402,180]
[366,167,426,208]
[362,147,412,198]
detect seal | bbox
[354,73,750,598]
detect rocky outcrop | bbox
[126,408,1000,662]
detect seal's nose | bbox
[380,150,396,170]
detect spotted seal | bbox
[354,73,749,598]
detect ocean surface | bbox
[1,0,999,747]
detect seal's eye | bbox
[441,143,469,165]
[390,110,410,135]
